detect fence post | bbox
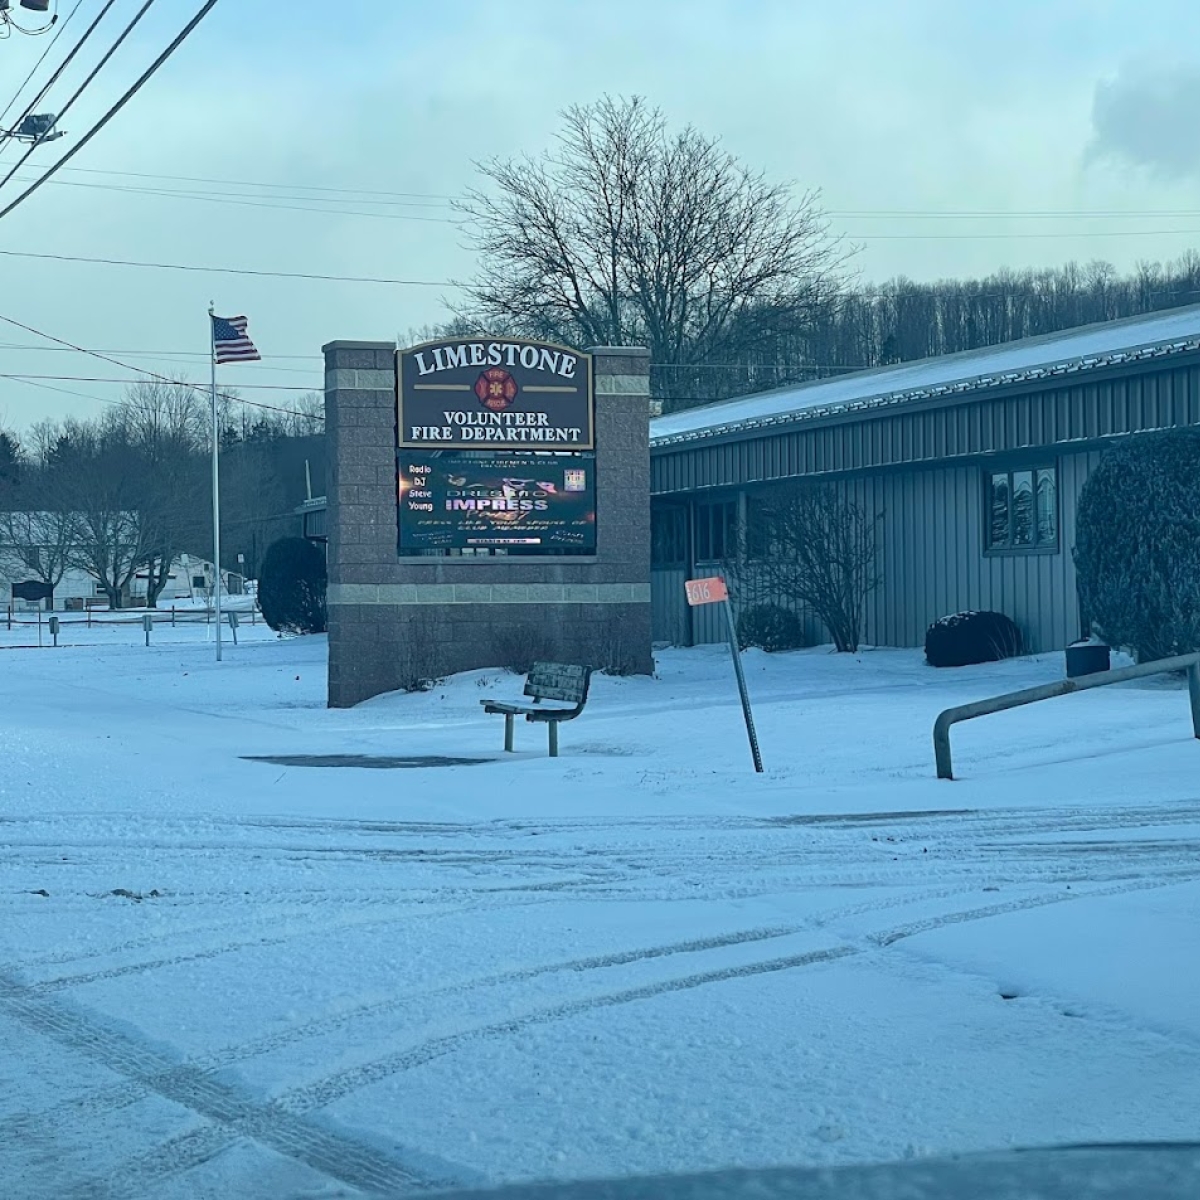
[143,613,153,648]
[49,616,59,647]
[172,605,176,628]
[6,603,10,631]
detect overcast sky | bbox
[1,0,1199,432]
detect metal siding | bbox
[653,361,1200,497]
[651,569,689,644]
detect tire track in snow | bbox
[868,868,1200,947]
[19,893,561,995]
[0,924,806,1136]
[0,973,461,1197]
[278,944,859,1113]
[275,869,1200,1119]
[8,872,1200,1196]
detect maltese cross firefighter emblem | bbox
[474,367,519,412]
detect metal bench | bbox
[481,661,592,757]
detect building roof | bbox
[650,303,1200,448]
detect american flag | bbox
[211,314,261,363]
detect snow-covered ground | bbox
[2,632,1199,1198]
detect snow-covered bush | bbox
[925,610,1022,668]
[736,603,806,652]
[258,537,327,635]
[1075,429,1200,662]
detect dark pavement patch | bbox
[242,754,494,769]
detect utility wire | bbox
[2,373,317,392]
[0,0,113,150]
[0,311,323,420]
[0,0,148,188]
[7,172,457,221]
[55,163,458,201]
[0,0,87,134]
[0,0,222,222]
[0,246,451,285]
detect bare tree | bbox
[36,417,148,609]
[0,508,76,595]
[733,484,882,653]
[455,96,851,410]
[115,383,208,606]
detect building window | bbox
[695,499,738,563]
[652,506,688,566]
[988,465,1058,552]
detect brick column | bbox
[324,341,652,707]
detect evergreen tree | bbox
[258,537,327,634]
[1075,429,1200,660]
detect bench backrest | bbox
[525,661,591,706]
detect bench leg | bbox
[548,720,558,758]
[504,714,514,753]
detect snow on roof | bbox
[651,304,1200,447]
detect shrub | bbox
[737,603,806,652]
[258,537,327,634]
[1075,429,1200,661]
[925,610,1022,668]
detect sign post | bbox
[685,576,764,773]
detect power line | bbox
[0,341,323,360]
[0,311,323,420]
[3,374,122,407]
[0,0,158,193]
[0,246,453,286]
[0,0,222,223]
[0,0,114,152]
[0,0,86,133]
[831,209,1200,219]
[55,163,458,202]
[853,229,1200,241]
[8,172,458,222]
[2,372,316,392]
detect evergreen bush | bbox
[925,610,1022,667]
[1075,429,1200,661]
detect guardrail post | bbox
[933,713,955,780]
[1189,661,1200,740]
[143,612,153,647]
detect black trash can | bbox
[1065,640,1110,678]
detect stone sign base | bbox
[323,343,653,707]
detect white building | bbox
[1,548,226,611]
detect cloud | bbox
[1086,61,1200,178]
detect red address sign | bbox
[685,576,728,606]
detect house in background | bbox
[0,550,227,611]
[651,305,1200,653]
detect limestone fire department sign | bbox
[397,337,594,450]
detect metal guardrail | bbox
[933,652,1200,780]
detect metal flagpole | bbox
[209,303,222,662]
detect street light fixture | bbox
[1,113,65,143]
[0,0,57,36]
